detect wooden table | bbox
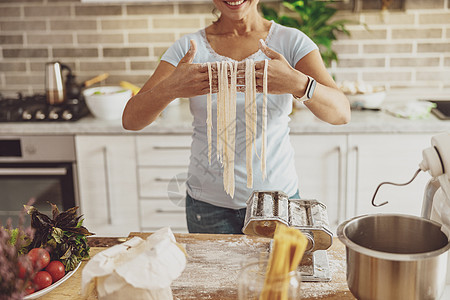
[40,233,355,299]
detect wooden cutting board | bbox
[40,233,355,300]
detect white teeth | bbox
[226,0,244,6]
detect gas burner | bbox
[0,93,89,122]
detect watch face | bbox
[307,79,317,99]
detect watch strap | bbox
[293,76,316,102]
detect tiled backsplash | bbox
[0,0,449,95]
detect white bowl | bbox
[346,91,386,109]
[83,86,132,120]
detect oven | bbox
[0,135,79,226]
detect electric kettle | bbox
[45,61,73,105]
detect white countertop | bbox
[0,88,449,135]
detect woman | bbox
[122,0,350,234]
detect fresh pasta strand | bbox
[228,61,238,198]
[261,59,268,180]
[222,61,229,194]
[216,61,222,163]
[206,62,213,165]
[205,58,268,196]
[245,59,253,189]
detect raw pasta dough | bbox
[206,59,269,198]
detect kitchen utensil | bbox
[83,86,132,120]
[242,191,332,252]
[84,73,109,88]
[45,62,72,105]
[120,81,140,96]
[242,191,333,282]
[338,214,450,300]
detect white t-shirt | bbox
[161,21,318,209]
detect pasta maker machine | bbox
[242,190,333,281]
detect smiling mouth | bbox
[225,0,245,6]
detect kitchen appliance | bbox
[0,93,89,122]
[337,214,450,300]
[338,132,450,299]
[242,191,333,281]
[0,136,79,226]
[45,61,72,105]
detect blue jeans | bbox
[185,190,300,234]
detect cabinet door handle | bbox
[154,177,172,182]
[0,167,67,176]
[155,209,184,214]
[102,146,113,225]
[155,177,188,182]
[337,145,343,225]
[153,146,190,150]
[353,145,360,215]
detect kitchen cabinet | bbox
[74,131,440,236]
[136,135,191,233]
[291,132,439,232]
[346,133,435,218]
[291,134,347,231]
[75,135,139,237]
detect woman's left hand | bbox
[253,39,307,95]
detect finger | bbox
[179,39,197,64]
[259,39,280,60]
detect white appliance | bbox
[420,132,450,283]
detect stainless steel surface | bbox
[288,199,333,252]
[243,191,333,252]
[0,136,76,162]
[45,62,66,105]
[0,135,80,226]
[242,191,290,238]
[422,177,441,219]
[0,167,67,176]
[243,191,334,282]
[338,214,450,300]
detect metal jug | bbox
[45,62,72,105]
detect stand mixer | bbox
[372,132,450,282]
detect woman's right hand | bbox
[164,39,211,99]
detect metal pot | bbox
[337,214,450,300]
[45,61,72,105]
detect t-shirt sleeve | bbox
[160,35,192,67]
[290,30,318,67]
[273,25,319,67]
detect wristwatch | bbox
[293,76,317,102]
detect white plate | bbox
[23,262,82,299]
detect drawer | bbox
[136,135,191,167]
[138,167,188,198]
[140,200,187,231]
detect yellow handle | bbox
[120,81,141,96]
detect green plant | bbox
[261,0,354,67]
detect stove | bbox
[0,93,90,122]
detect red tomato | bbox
[33,271,53,291]
[45,261,65,282]
[18,261,27,279]
[27,248,50,270]
[24,281,35,295]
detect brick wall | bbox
[0,0,449,95]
